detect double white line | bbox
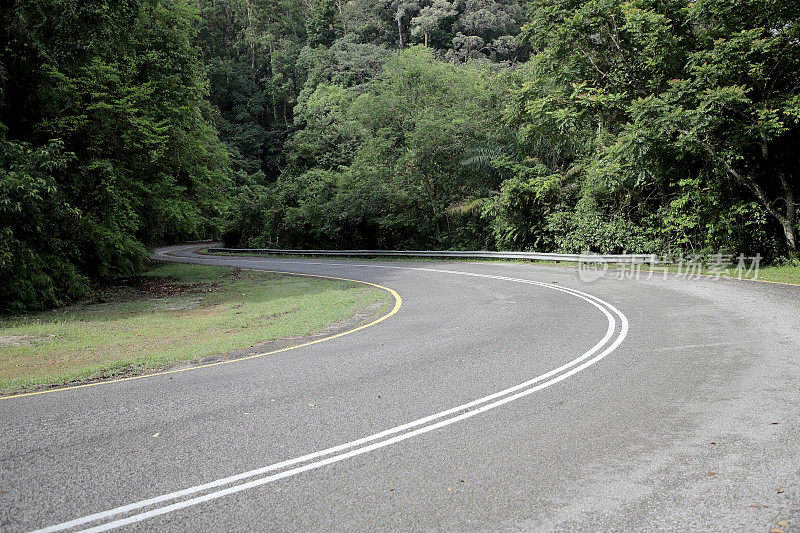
[35,268,628,532]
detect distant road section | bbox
[210,246,657,263]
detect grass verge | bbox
[201,249,800,286]
[0,262,390,395]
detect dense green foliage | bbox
[1,0,231,312]
[509,0,800,256]
[3,0,799,312]
[219,0,798,261]
[227,49,514,249]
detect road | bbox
[1,244,799,532]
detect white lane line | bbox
[35,258,628,533]
[79,317,627,533]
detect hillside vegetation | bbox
[2,0,798,312]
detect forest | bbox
[1,0,799,312]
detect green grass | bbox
[750,264,800,285]
[201,249,800,285]
[0,263,390,394]
[139,262,233,283]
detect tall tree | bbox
[382,0,421,48]
[307,0,339,47]
[411,0,457,47]
[456,0,521,40]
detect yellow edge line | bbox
[747,277,800,287]
[0,269,402,401]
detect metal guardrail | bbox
[209,248,658,264]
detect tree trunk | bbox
[780,172,797,257]
[336,0,347,35]
[689,134,798,257]
[245,0,255,69]
[782,220,797,257]
[424,30,428,47]
[397,18,403,49]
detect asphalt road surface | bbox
[2,244,799,532]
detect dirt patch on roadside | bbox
[92,277,222,304]
[0,335,55,349]
[90,263,258,305]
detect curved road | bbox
[2,245,799,531]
